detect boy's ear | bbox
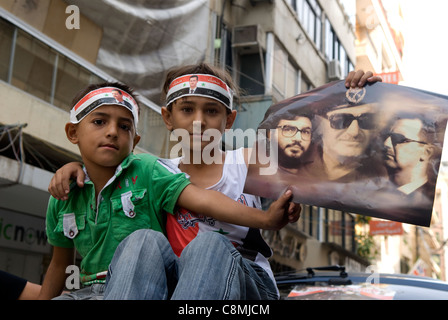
[65,123,79,145]
[225,110,237,130]
[161,106,174,131]
[133,134,141,150]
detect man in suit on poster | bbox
[189,75,198,93]
[381,113,436,202]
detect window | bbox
[12,30,56,103]
[300,72,313,93]
[325,19,334,60]
[339,45,347,78]
[53,55,103,112]
[0,18,14,81]
[325,18,354,77]
[273,42,286,96]
[309,206,320,238]
[217,21,265,97]
[268,201,355,253]
[239,53,265,96]
[285,59,297,98]
[324,209,356,252]
[296,0,323,51]
[272,41,298,100]
[285,0,297,11]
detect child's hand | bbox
[265,189,301,230]
[345,70,382,88]
[287,201,302,224]
[48,162,85,200]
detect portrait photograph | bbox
[244,81,448,227]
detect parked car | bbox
[275,265,448,300]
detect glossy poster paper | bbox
[244,81,448,226]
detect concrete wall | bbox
[0,80,80,156]
[0,0,102,64]
[0,156,52,218]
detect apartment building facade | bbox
[0,0,369,284]
[215,0,366,273]
[355,0,447,281]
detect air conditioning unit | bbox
[328,60,343,81]
[232,25,265,54]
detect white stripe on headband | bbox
[166,74,234,110]
[70,87,139,129]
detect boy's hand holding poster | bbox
[244,81,448,227]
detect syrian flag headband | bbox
[166,74,234,110]
[70,87,139,129]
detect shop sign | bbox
[369,220,403,236]
[0,208,51,254]
[375,71,401,84]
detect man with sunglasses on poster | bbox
[382,114,436,202]
[358,113,440,226]
[305,89,386,183]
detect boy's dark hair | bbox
[70,81,140,116]
[162,63,239,113]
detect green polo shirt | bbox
[46,153,190,285]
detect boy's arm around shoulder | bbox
[38,246,74,299]
[48,162,84,200]
[177,184,300,230]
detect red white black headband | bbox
[70,87,139,129]
[166,74,234,110]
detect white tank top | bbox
[161,148,275,283]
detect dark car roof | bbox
[275,266,448,300]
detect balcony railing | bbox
[0,8,170,157]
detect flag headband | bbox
[70,87,139,129]
[166,74,234,110]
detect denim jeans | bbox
[52,284,105,300]
[103,229,278,300]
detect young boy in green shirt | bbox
[48,68,379,300]
[38,82,299,300]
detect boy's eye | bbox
[181,107,193,113]
[206,108,219,114]
[93,119,105,125]
[119,123,132,131]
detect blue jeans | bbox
[103,229,278,300]
[52,284,105,300]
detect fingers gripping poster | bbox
[244,81,448,227]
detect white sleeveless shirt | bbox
[161,148,275,283]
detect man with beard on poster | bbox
[272,113,314,174]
